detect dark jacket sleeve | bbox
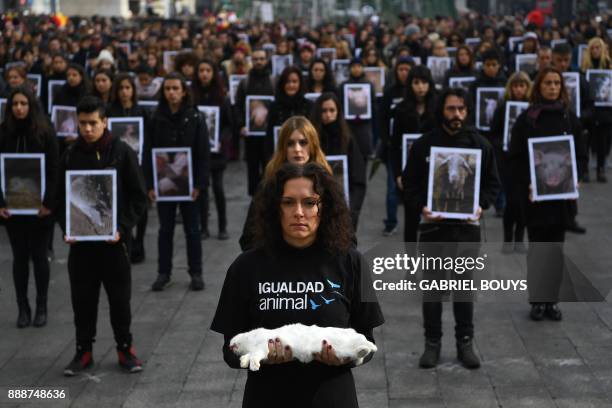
[508,112,531,198]
[478,138,501,210]
[402,137,428,215]
[42,127,60,210]
[56,148,69,235]
[235,79,247,130]
[239,199,256,252]
[119,145,148,239]
[191,111,211,192]
[142,116,155,191]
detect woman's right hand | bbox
[264,338,293,364]
[148,190,157,202]
[0,208,10,219]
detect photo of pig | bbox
[427,147,482,219]
[476,87,505,131]
[528,135,579,201]
[246,95,274,136]
[586,69,612,107]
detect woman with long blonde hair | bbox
[580,37,611,72]
[240,116,332,251]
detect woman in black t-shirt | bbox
[211,162,384,408]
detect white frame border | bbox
[503,101,529,152]
[528,135,579,202]
[245,95,274,136]
[343,83,372,120]
[0,153,45,215]
[108,117,144,164]
[152,147,194,202]
[475,87,505,131]
[326,154,349,204]
[197,105,221,153]
[51,105,78,137]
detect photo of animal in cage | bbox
[528,135,578,201]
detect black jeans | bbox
[68,243,132,349]
[418,223,481,341]
[527,225,565,304]
[132,206,148,251]
[157,201,202,276]
[200,167,227,233]
[245,137,266,196]
[6,218,51,305]
[589,124,611,169]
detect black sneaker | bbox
[189,275,205,291]
[382,225,397,237]
[151,274,171,291]
[544,303,563,321]
[64,348,93,376]
[218,230,229,240]
[530,303,545,321]
[566,221,586,234]
[418,339,441,368]
[457,337,480,369]
[117,346,143,373]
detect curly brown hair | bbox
[253,162,354,256]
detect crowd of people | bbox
[0,9,610,407]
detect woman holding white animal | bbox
[211,162,384,408]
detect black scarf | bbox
[527,100,565,123]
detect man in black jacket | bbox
[402,88,500,370]
[57,96,147,376]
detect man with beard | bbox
[235,49,275,195]
[401,88,500,370]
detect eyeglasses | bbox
[280,197,320,214]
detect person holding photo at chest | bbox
[144,73,211,292]
[56,96,147,376]
[402,88,500,369]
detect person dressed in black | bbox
[235,48,275,196]
[468,48,507,104]
[391,65,437,243]
[306,58,338,95]
[443,45,478,87]
[192,59,232,241]
[145,73,210,292]
[108,73,150,263]
[264,66,313,161]
[509,67,587,321]
[56,96,147,376]
[312,92,366,229]
[92,69,114,107]
[211,162,384,408]
[54,63,92,109]
[0,86,58,328]
[402,88,500,369]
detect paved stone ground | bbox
[1,159,611,408]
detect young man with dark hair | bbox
[57,96,148,376]
[402,88,500,370]
[470,48,507,102]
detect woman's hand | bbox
[0,208,10,219]
[422,206,443,222]
[312,340,351,366]
[264,338,293,364]
[38,206,52,218]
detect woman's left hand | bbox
[312,340,352,366]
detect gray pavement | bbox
[0,159,611,408]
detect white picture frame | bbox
[427,57,452,89]
[515,53,538,74]
[474,61,483,71]
[446,47,458,59]
[363,67,385,97]
[304,92,321,102]
[26,74,42,98]
[245,95,274,136]
[51,105,78,137]
[108,117,144,164]
[262,43,276,58]
[427,146,482,220]
[528,135,579,201]
[586,69,612,107]
[0,153,45,215]
[508,36,524,52]
[152,147,194,202]
[66,169,117,241]
[562,72,581,117]
[229,74,247,106]
[332,59,350,85]
[316,48,337,63]
[465,38,481,49]
[326,154,349,204]
[411,56,422,66]
[448,76,476,92]
[550,39,567,49]
[577,44,588,69]
[47,79,66,113]
[197,105,221,153]
[137,100,158,116]
[271,54,293,77]
[273,126,281,151]
[163,50,179,73]
[343,83,372,120]
[402,134,422,172]
[475,87,505,131]
[502,101,529,152]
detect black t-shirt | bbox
[210,241,385,408]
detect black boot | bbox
[33,298,47,327]
[597,167,607,183]
[457,336,481,369]
[419,339,441,368]
[544,303,563,321]
[17,300,31,328]
[530,303,545,321]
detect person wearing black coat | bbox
[402,88,500,370]
[509,67,588,322]
[0,86,59,328]
[468,49,507,108]
[144,73,211,292]
[192,59,232,241]
[443,45,478,88]
[53,63,92,109]
[56,96,147,376]
[305,58,338,95]
[312,93,366,229]
[108,73,151,263]
[264,66,313,162]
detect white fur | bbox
[229,323,377,371]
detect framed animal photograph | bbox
[427,147,482,220]
[66,169,117,241]
[586,69,612,107]
[197,105,221,153]
[515,53,537,75]
[163,50,178,73]
[427,57,452,89]
[47,79,66,113]
[245,95,274,136]
[343,83,372,120]
[448,76,476,92]
[152,147,193,202]
[550,39,567,49]
[108,117,144,163]
[273,126,281,151]
[402,134,422,172]
[332,59,350,85]
[326,155,349,204]
[229,74,247,105]
[562,72,581,117]
[465,37,481,49]
[26,73,42,97]
[137,100,158,116]
[0,153,45,215]
[528,135,579,201]
[363,67,385,97]
[508,36,524,52]
[316,48,336,64]
[271,54,293,77]
[51,105,78,137]
[476,87,505,131]
[502,101,529,151]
